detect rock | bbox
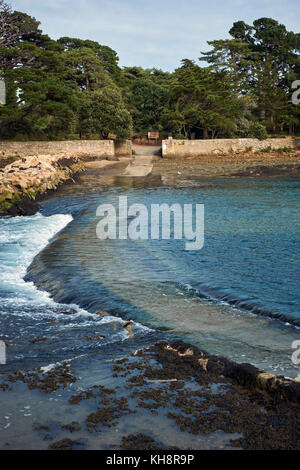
[85,335,105,341]
[0,153,85,216]
[59,309,76,315]
[123,320,134,338]
[29,337,47,344]
[198,358,209,371]
[223,361,261,387]
[5,198,40,217]
[48,438,83,450]
[96,311,108,316]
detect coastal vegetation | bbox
[0,0,299,140]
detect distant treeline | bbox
[0,0,299,141]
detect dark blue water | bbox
[33,179,300,318]
[1,175,300,449]
[1,177,300,378]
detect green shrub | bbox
[174,134,187,140]
[248,122,268,140]
[0,201,12,211]
[275,146,294,153]
[25,189,37,199]
[236,118,267,140]
[255,145,272,154]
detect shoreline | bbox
[152,149,300,181]
[1,147,300,217]
[1,148,300,449]
[0,154,124,217]
[0,154,85,217]
[1,338,300,449]
[2,149,300,335]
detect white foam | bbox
[40,363,57,373]
[0,212,73,310]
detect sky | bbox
[10,0,300,71]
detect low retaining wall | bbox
[0,140,115,159]
[114,140,132,157]
[162,137,296,158]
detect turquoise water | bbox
[0,177,300,378]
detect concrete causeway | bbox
[124,145,160,177]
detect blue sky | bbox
[11,0,300,71]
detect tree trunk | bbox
[270,114,276,133]
[85,74,90,92]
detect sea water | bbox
[1,178,300,378]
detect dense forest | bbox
[0,0,299,141]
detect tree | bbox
[0,4,131,140]
[59,37,132,139]
[0,6,79,138]
[128,78,168,133]
[119,67,172,134]
[0,48,79,138]
[1,3,298,140]
[0,8,56,74]
[79,87,132,139]
[58,37,121,83]
[200,38,257,96]
[230,18,300,132]
[65,47,111,92]
[0,0,16,49]
[163,60,241,139]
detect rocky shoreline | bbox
[1,148,300,217]
[1,338,300,449]
[152,149,300,180]
[1,148,300,449]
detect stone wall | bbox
[133,137,162,145]
[0,140,115,159]
[0,154,85,216]
[114,139,132,157]
[162,137,296,158]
